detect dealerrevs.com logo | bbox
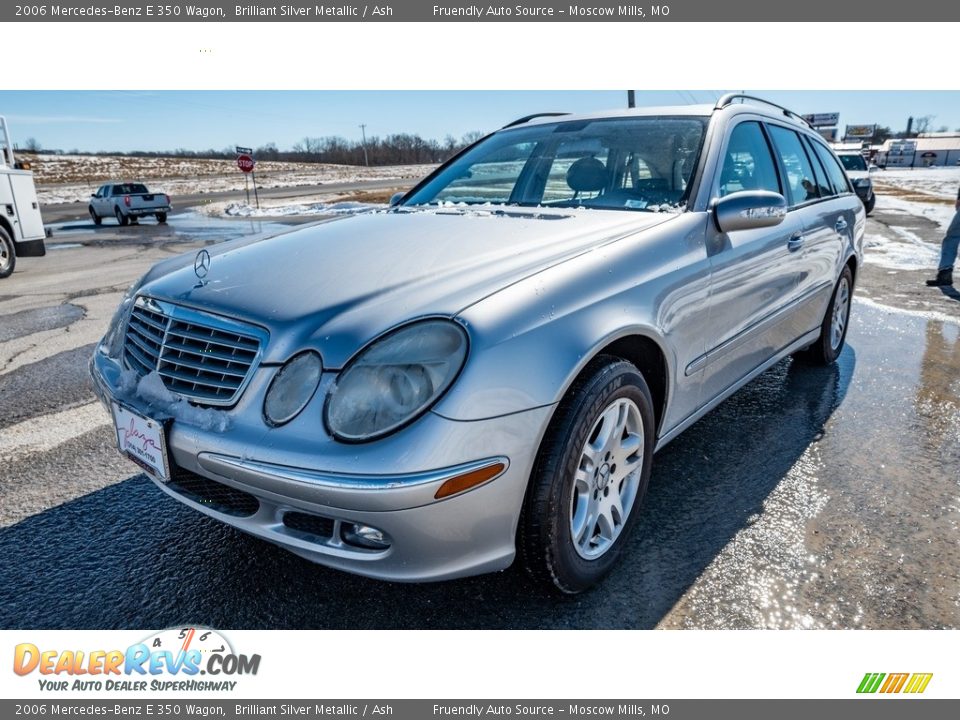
[13,627,261,692]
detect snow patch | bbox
[32,155,434,205]
[863,229,940,271]
[117,368,140,396]
[875,194,957,232]
[223,200,384,218]
[874,167,960,200]
[855,296,960,327]
[116,370,232,432]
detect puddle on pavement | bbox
[656,300,959,629]
[46,211,296,246]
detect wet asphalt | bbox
[1,208,958,629]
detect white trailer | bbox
[0,116,47,278]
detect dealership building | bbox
[874,133,960,168]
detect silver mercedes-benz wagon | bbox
[92,95,863,592]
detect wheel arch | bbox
[547,329,672,441]
[0,215,14,243]
[845,252,858,286]
[593,334,669,437]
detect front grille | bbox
[124,297,265,406]
[282,511,335,541]
[167,467,260,517]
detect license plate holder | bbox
[112,402,171,482]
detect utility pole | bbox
[359,123,369,166]
[627,90,635,109]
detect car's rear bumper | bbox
[90,349,552,582]
[127,206,171,216]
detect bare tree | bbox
[913,115,935,134]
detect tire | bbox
[0,226,15,279]
[519,356,655,594]
[795,265,853,365]
[863,196,875,215]
[115,207,129,226]
[156,212,167,224]
[89,206,102,226]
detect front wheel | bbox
[115,208,129,226]
[519,356,655,594]
[0,226,16,279]
[864,196,875,215]
[795,265,853,365]
[156,212,167,224]
[89,206,102,226]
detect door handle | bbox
[835,217,848,232]
[787,233,805,251]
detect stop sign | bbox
[236,154,255,173]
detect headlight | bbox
[263,351,323,426]
[325,319,468,442]
[853,178,871,188]
[99,276,146,359]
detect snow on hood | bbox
[140,207,675,367]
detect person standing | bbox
[926,185,960,287]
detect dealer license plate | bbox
[112,403,170,481]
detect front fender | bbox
[434,213,711,426]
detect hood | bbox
[142,207,674,367]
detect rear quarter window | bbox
[810,142,852,195]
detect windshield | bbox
[838,154,868,172]
[403,116,707,212]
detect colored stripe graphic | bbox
[857,673,885,693]
[904,673,933,694]
[857,672,932,694]
[880,673,909,693]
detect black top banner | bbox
[5,0,959,22]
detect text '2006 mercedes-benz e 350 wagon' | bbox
[91,95,863,593]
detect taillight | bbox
[164,194,170,204]
[123,196,131,207]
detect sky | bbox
[1,90,958,153]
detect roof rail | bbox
[502,112,571,129]
[714,94,812,127]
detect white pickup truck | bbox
[0,116,46,279]
[89,182,172,226]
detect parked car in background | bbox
[836,151,875,214]
[92,95,863,593]
[89,182,171,226]
[0,116,46,279]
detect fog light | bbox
[342,523,390,550]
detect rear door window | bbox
[767,125,821,206]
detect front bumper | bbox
[854,185,874,203]
[90,349,552,582]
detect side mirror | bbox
[389,192,405,207]
[91,193,97,198]
[713,190,787,233]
